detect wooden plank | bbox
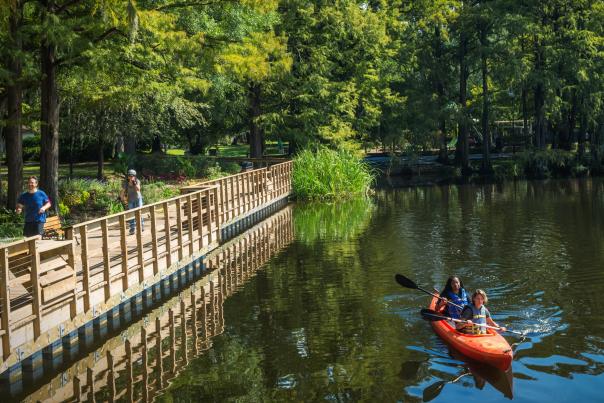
[1,248,12,359]
[150,205,159,275]
[135,210,144,283]
[119,215,129,292]
[163,202,172,268]
[29,239,42,338]
[186,195,194,256]
[101,220,111,302]
[176,199,184,260]
[79,226,91,312]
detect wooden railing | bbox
[18,206,293,403]
[0,160,292,363]
[180,160,293,225]
[65,185,221,314]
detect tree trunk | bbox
[533,35,546,149]
[6,0,24,209]
[124,135,136,155]
[456,26,470,174]
[97,137,104,180]
[578,110,587,158]
[249,83,264,159]
[522,87,529,143]
[40,0,60,212]
[480,25,492,173]
[434,25,448,164]
[151,135,163,153]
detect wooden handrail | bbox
[69,184,219,230]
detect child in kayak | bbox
[436,276,471,319]
[457,289,506,334]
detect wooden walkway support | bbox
[0,160,292,369]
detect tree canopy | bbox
[2,0,604,207]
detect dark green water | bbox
[157,178,604,402]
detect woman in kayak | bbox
[457,289,506,334]
[436,276,471,319]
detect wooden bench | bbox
[43,216,64,240]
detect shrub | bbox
[292,148,375,200]
[0,208,23,241]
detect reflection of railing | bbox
[0,160,292,366]
[20,206,294,403]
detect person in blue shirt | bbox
[15,176,52,237]
[436,276,471,319]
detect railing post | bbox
[176,199,184,260]
[235,175,242,216]
[163,202,172,268]
[213,186,221,243]
[29,238,42,338]
[135,209,144,283]
[101,220,111,301]
[150,205,159,275]
[79,226,91,312]
[186,194,194,256]
[65,229,77,318]
[1,248,12,359]
[196,192,204,250]
[119,216,129,292]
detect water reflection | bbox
[159,179,602,402]
[17,207,294,402]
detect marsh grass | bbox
[292,148,375,200]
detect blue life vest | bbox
[444,289,469,319]
[465,304,488,334]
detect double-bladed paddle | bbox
[394,274,463,309]
[421,308,524,336]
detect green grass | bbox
[0,162,119,181]
[292,148,375,200]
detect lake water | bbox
[15,178,604,402]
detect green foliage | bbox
[516,150,591,178]
[292,148,375,200]
[22,135,41,161]
[0,208,23,241]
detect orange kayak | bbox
[428,295,513,371]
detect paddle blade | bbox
[423,381,446,402]
[395,274,418,289]
[420,308,446,322]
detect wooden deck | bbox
[0,160,292,369]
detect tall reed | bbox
[292,148,375,200]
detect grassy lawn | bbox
[165,141,288,158]
[0,162,120,182]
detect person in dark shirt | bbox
[15,176,52,237]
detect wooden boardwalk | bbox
[0,160,292,371]
[20,206,294,402]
